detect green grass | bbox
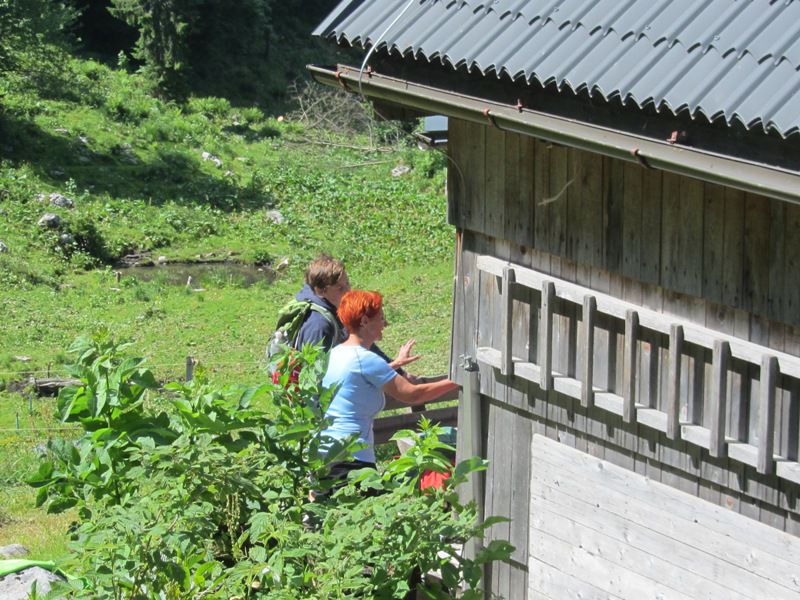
[0,52,454,562]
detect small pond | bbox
[116,262,274,288]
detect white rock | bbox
[157,256,167,263]
[49,193,74,209]
[391,165,411,177]
[0,566,65,599]
[37,213,61,228]
[0,544,29,558]
[0,241,8,253]
[201,151,222,168]
[266,209,284,224]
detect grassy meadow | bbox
[0,55,454,561]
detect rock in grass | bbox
[0,241,8,253]
[266,209,284,224]
[48,193,74,209]
[0,566,65,599]
[0,544,29,558]
[391,165,411,177]
[37,213,62,228]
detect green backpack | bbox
[266,299,341,359]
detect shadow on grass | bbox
[0,111,275,212]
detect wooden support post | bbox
[758,355,778,474]
[666,324,684,439]
[581,295,596,408]
[501,266,516,377]
[539,280,555,391]
[623,309,638,423]
[185,356,196,382]
[710,340,730,458]
[458,358,484,561]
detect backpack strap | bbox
[304,303,342,346]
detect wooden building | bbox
[311,1,800,598]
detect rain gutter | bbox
[309,64,800,206]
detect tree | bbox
[108,0,342,104]
[0,0,79,72]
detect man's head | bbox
[305,254,350,307]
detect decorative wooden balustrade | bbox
[475,255,800,485]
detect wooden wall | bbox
[529,434,800,599]
[447,118,800,599]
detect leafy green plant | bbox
[29,336,511,598]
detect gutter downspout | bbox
[309,64,800,206]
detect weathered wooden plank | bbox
[667,324,684,439]
[621,162,643,280]
[484,125,506,241]
[702,182,725,305]
[446,118,466,228]
[529,558,623,600]
[640,168,663,285]
[742,193,771,316]
[533,498,758,600]
[503,130,521,246]
[678,175,705,297]
[501,265,516,377]
[533,138,550,252]
[493,403,514,599]
[548,144,569,257]
[539,280,555,391]
[580,295,596,408]
[604,154,624,272]
[532,436,800,591]
[784,206,800,320]
[510,415,533,565]
[567,148,603,266]
[759,355,778,475]
[530,527,698,600]
[722,187,745,308]
[450,237,468,383]
[462,121,486,234]
[622,309,639,423]
[710,339,730,459]
[768,200,786,322]
[660,171,682,293]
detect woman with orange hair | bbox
[320,290,459,472]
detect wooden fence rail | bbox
[474,254,800,486]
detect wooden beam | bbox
[501,265,516,377]
[539,280,555,391]
[666,324,684,440]
[581,295,597,408]
[710,340,730,458]
[758,355,778,475]
[623,309,638,423]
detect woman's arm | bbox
[383,374,459,406]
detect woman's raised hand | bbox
[391,338,421,369]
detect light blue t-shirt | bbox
[321,344,397,463]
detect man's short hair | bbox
[305,254,345,291]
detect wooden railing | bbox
[373,394,458,445]
[475,255,800,485]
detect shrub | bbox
[30,335,512,598]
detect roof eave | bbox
[309,63,800,206]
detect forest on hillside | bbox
[1,0,347,105]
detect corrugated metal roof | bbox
[314,0,800,137]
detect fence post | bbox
[185,356,196,382]
[457,356,484,565]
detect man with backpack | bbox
[269,254,420,384]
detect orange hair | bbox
[337,290,383,332]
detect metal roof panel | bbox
[315,0,800,137]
